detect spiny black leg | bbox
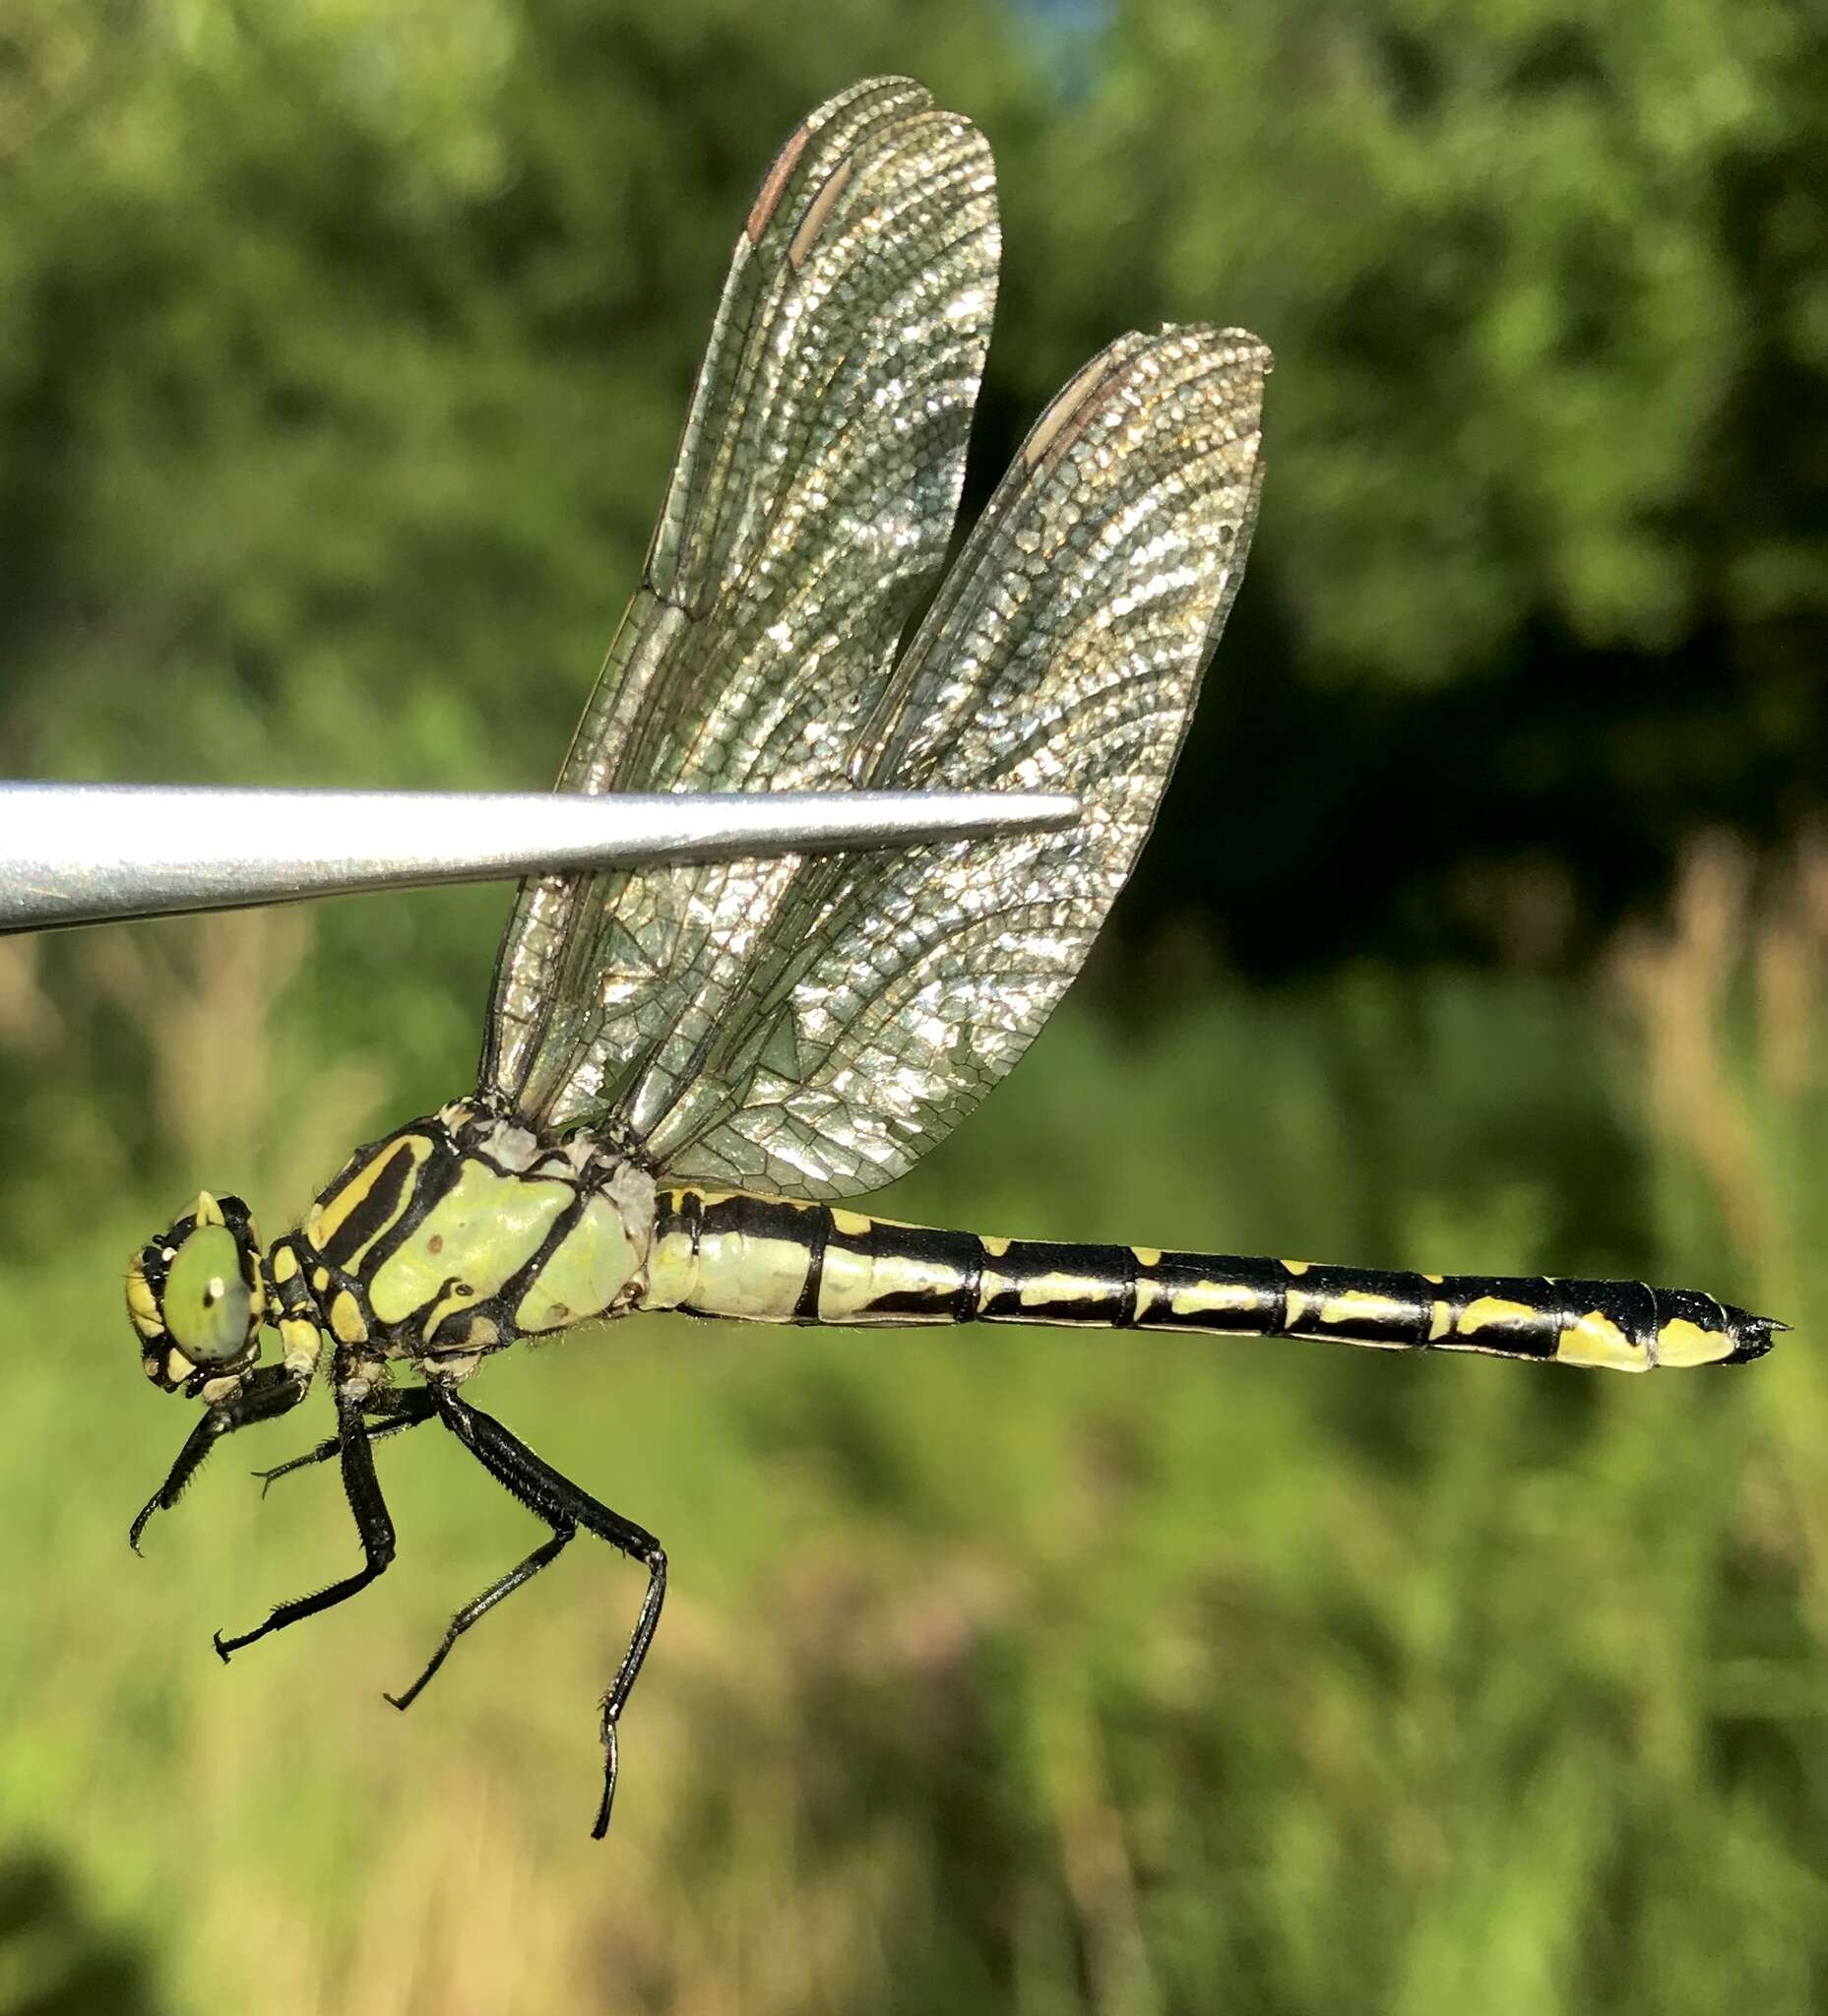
[254,1385,437,1496]
[214,1376,397,1660]
[428,1383,666,1840]
[385,1523,576,1713]
[130,1362,309,1553]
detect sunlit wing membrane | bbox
[644,326,1270,1195]
[480,77,1000,1120]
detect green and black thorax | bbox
[279,1101,657,1379]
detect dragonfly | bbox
[123,76,1780,1838]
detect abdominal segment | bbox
[643,1187,1767,1370]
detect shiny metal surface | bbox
[0,782,1080,934]
[480,78,1267,1200]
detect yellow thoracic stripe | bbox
[303,1134,435,1273]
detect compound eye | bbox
[162,1224,254,1363]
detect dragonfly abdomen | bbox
[646,1187,1775,1371]
[1127,1257,1772,1370]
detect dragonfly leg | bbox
[427,1382,666,1840]
[384,1523,576,1712]
[253,1384,436,1496]
[129,1361,310,1553]
[213,1369,397,1661]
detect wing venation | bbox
[479,83,1266,1201]
[647,325,1270,1195]
[479,79,1001,1115]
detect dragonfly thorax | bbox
[125,1104,658,1407]
[284,1101,658,1379]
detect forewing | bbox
[480,78,1000,1123]
[647,326,1270,1195]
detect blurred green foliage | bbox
[1,2,1825,2012]
[1033,0,1828,675]
[4,0,1825,976]
[5,902,1825,2013]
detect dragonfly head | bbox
[127,1191,267,1396]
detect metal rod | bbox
[0,783,1081,934]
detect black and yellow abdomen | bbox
[644,1187,1775,1371]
